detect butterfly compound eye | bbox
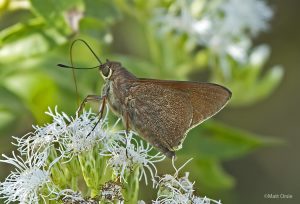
[101,65,112,79]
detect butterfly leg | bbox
[125,112,130,135]
[77,95,103,114]
[125,112,130,157]
[87,96,107,137]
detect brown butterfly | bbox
[59,40,232,158]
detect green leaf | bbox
[79,17,109,40]
[190,158,234,189]
[30,0,83,34]
[0,0,9,13]
[0,20,67,62]
[79,0,121,41]
[253,65,284,102]
[0,85,26,112]
[227,64,283,106]
[211,45,284,106]
[175,156,234,189]
[179,121,283,160]
[0,109,15,130]
[0,84,31,135]
[3,71,58,123]
[84,0,121,23]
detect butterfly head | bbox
[99,59,136,81]
[99,59,121,80]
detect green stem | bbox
[90,189,99,198]
[78,146,112,198]
[114,0,139,19]
[71,176,78,191]
[123,167,140,203]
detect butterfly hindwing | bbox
[126,79,231,157]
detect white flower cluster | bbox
[0,107,165,203]
[154,0,273,62]
[0,107,222,203]
[100,131,165,185]
[13,107,109,162]
[153,159,222,204]
[0,106,109,204]
[0,150,54,204]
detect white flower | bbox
[0,150,54,204]
[154,0,273,62]
[220,0,273,36]
[155,173,193,203]
[12,106,110,163]
[154,159,221,204]
[64,8,84,33]
[206,0,272,62]
[12,106,74,161]
[12,109,62,157]
[249,44,270,67]
[154,0,202,40]
[101,132,165,185]
[191,195,222,204]
[57,108,109,157]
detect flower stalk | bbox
[77,145,111,197]
[123,166,140,203]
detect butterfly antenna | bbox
[57,64,99,69]
[71,39,102,64]
[68,39,103,106]
[70,40,80,106]
[57,39,103,69]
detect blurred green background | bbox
[0,0,298,203]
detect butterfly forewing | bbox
[127,79,231,156]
